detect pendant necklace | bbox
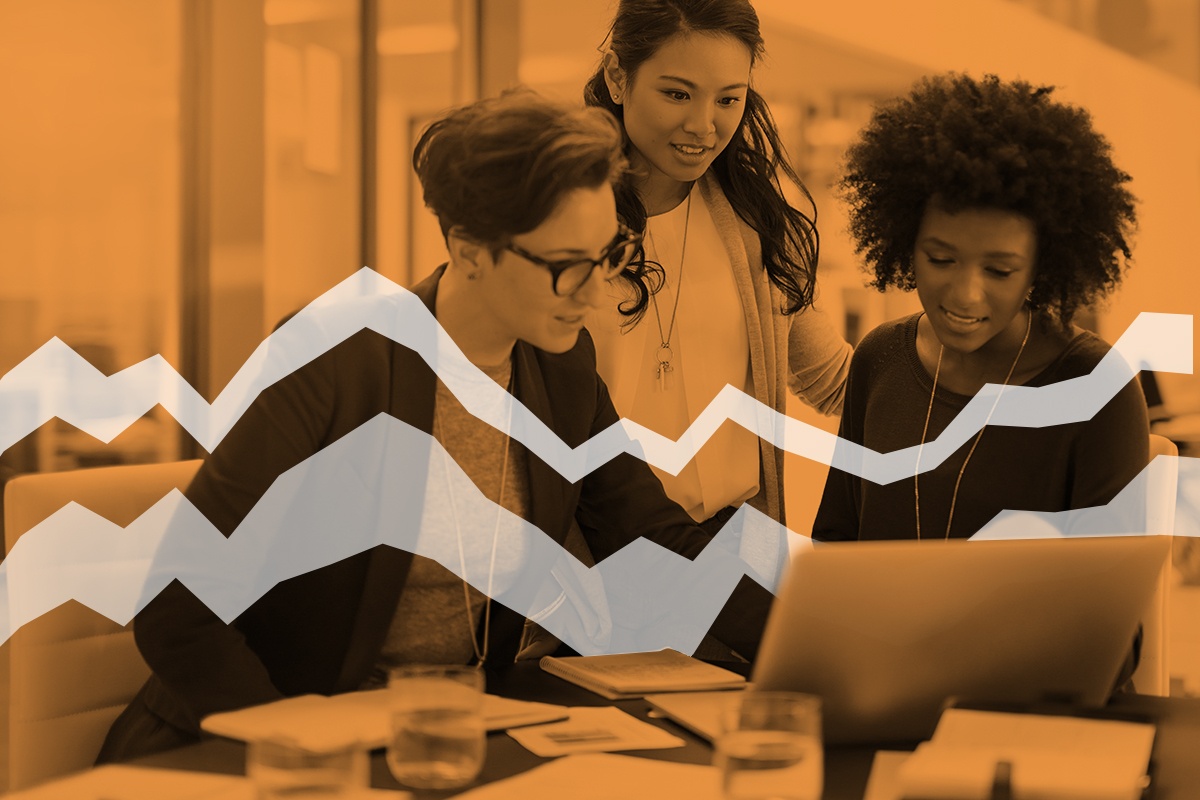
[914,309,1032,540]
[433,374,513,669]
[646,191,692,391]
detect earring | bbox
[612,91,621,103]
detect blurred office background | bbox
[2,0,1199,467]
[1,0,1199,724]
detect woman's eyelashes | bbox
[923,254,1017,278]
[658,88,743,106]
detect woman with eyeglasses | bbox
[97,90,771,762]
[582,0,852,535]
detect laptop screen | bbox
[750,535,1169,744]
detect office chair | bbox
[1131,435,1178,696]
[3,459,202,791]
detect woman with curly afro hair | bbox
[813,73,1149,546]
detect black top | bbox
[814,314,1150,541]
[130,267,772,735]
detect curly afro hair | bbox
[839,73,1136,325]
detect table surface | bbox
[131,663,1200,799]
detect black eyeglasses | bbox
[504,225,642,296]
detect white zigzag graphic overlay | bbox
[0,416,798,655]
[0,268,1192,485]
[1,413,1194,652]
[1,269,1194,654]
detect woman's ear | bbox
[602,50,626,105]
[447,227,490,280]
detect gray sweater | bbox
[696,174,852,524]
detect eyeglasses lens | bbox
[556,264,592,296]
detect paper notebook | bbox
[539,648,746,700]
[895,709,1155,800]
[202,690,568,752]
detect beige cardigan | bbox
[697,173,852,522]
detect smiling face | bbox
[607,32,752,213]
[474,184,620,356]
[913,205,1038,359]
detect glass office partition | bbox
[0,0,185,472]
[189,0,362,406]
[261,0,362,329]
[375,0,478,287]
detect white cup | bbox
[246,737,368,798]
[713,691,823,800]
[386,664,487,790]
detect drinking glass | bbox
[713,691,823,800]
[386,664,487,790]
[246,737,367,798]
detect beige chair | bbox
[1131,435,1178,696]
[3,459,202,791]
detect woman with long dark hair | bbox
[582,0,851,533]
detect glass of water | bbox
[713,691,823,800]
[387,664,487,790]
[246,737,367,798]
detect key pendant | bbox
[655,344,674,391]
[657,360,673,390]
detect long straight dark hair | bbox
[583,0,818,315]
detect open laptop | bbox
[649,535,1170,745]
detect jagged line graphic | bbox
[0,268,1191,486]
[1,416,795,656]
[2,413,1193,655]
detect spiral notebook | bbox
[539,648,746,700]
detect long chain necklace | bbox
[433,375,512,668]
[646,191,692,391]
[914,309,1032,540]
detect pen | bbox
[544,728,621,744]
[990,760,1014,800]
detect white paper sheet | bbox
[506,706,686,757]
[863,751,912,800]
[201,690,569,751]
[450,753,722,799]
[5,765,408,799]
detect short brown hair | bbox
[413,89,626,248]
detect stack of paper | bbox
[892,709,1155,800]
[201,690,568,751]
